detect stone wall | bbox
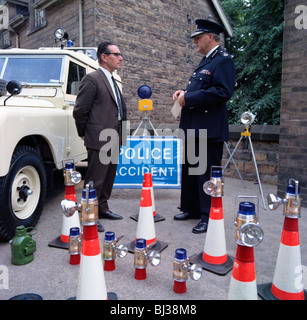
[223,125,279,185]
[143,123,280,186]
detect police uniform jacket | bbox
[180,46,236,142]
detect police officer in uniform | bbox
[173,19,236,233]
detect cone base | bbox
[257,283,307,300]
[127,239,168,253]
[48,236,69,250]
[70,254,80,265]
[130,213,166,222]
[67,292,118,300]
[9,293,43,300]
[173,281,187,294]
[135,268,147,280]
[189,252,233,276]
[104,259,116,271]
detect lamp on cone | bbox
[258,179,307,300]
[173,248,202,294]
[48,162,81,249]
[130,173,165,222]
[228,198,263,300]
[103,231,128,271]
[189,167,233,275]
[134,238,161,280]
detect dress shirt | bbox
[99,66,122,120]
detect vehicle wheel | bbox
[0,145,47,241]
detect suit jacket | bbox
[73,68,127,150]
[180,46,236,142]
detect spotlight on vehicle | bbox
[54,27,69,41]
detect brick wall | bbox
[8,0,224,126]
[93,0,225,127]
[278,0,307,206]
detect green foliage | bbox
[221,0,284,124]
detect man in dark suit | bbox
[173,19,236,233]
[73,41,127,231]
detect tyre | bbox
[0,145,47,241]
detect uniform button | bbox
[188,81,191,84]
[204,110,208,113]
[200,78,203,80]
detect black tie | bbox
[112,76,123,120]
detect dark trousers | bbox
[84,148,118,214]
[180,138,224,223]
[84,122,122,213]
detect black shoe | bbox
[174,212,199,221]
[99,210,123,220]
[192,221,208,234]
[97,220,105,232]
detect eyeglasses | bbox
[104,52,123,57]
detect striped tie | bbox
[112,76,123,120]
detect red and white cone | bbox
[135,189,156,246]
[258,217,306,300]
[130,173,165,222]
[48,185,80,249]
[190,197,233,275]
[128,186,168,253]
[228,244,258,300]
[76,225,108,300]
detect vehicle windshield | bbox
[0,56,63,84]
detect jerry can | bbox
[10,225,37,265]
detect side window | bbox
[67,61,86,95]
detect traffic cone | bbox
[76,225,108,300]
[128,188,167,253]
[228,244,258,300]
[190,197,233,275]
[130,173,165,222]
[48,185,81,249]
[258,217,307,300]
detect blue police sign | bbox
[114,136,182,188]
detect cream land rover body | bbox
[0,47,122,240]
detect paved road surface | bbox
[1,170,307,301]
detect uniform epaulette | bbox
[218,48,229,57]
